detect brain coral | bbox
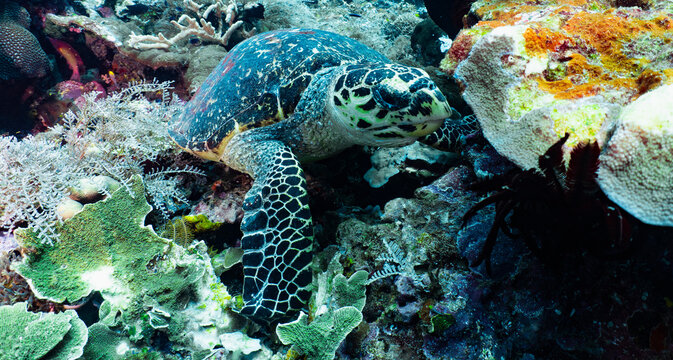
[446,0,673,226]
[0,2,51,80]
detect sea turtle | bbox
[168,29,478,321]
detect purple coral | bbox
[0,2,51,80]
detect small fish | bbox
[348,13,362,17]
[106,70,119,89]
[48,38,84,81]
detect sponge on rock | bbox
[598,84,673,226]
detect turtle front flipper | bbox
[235,140,313,321]
[419,114,481,152]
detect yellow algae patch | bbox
[664,69,673,84]
[476,7,673,102]
[473,0,590,22]
[565,54,602,78]
[550,103,609,146]
[505,81,554,121]
[635,69,664,96]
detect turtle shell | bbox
[169,29,390,160]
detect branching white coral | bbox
[0,80,202,244]
[127,0,255,50]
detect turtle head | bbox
[329,64,452,146]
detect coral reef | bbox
[0,80,199,244]
[261,0,423,64]
[0,302,87,360]
[327,149,673,359]
[444,0,673,225]
[3,0,673,359]
[13,176,260,357]
[127,0,255,50]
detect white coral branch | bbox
[127,0,252,50]
[127,33,174,50]
[184,0,203,12]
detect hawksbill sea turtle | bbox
[168,28,478,322]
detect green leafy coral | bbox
[13,175,180,304]
[80,323,130,360]
[12,176,236,356]
[276,307,363,360]
[0,302,87,360]
[276,255,369,360]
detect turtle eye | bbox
[372,84,411,110]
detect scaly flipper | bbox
[419,114,480,152]
[237,141,313,320]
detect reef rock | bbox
[443,0,673,226]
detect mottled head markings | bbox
[330,64,452,145]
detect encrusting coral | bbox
[443,0,673,225]
[597,84,673,226]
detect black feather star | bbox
[462,133,633,274]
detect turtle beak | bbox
[418,88,451,118]
[403,88,451,135]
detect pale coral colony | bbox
[1,0,673,360]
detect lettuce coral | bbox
[0,302,87,360]
[276,306,363,360]
[276,255,368,360]
[12,176,239,356]
[13,175,182,304]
